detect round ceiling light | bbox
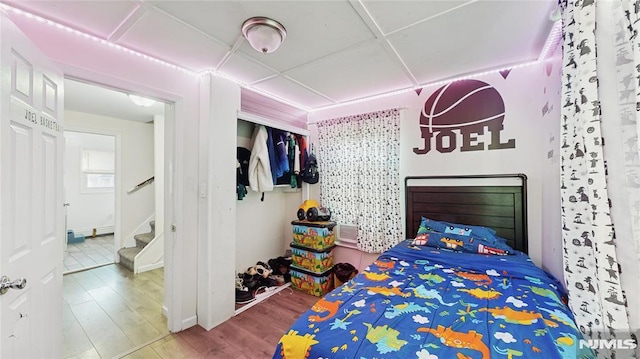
[128,94,156,107]
[241,17,287,54]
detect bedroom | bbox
[0,1,638,358]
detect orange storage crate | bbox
[291,220,336,250]
[290,242,335,273]
[290,266,333,297]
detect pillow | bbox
[418,217,511,250]
[412,232,513,255]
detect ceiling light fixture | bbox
[241,17,287,54]
[128,94,156,107]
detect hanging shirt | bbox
[248,125,274,194]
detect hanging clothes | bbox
[296,135,308,188]
[248,125,273,198]
[288,135,298,188]
[272,129,290,178]
[266,127,278,185]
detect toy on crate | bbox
[297,199,331,221]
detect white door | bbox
[0,14,64,359]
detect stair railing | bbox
[127,176,154,194]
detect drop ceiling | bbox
[2,0,558,112]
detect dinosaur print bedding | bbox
[273,240,595,359]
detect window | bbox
[81,150,114,193]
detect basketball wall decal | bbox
[414,79,516,154]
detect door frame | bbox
[59,67,185,332]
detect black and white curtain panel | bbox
[316,109,402,253]
[560,0,639,358]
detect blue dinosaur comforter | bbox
[273,240,595,359]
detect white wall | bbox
[539,53,564,284]
[64,131,115,236]
[308,61,563,280]
[65,111,155,250]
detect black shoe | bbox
[235,288,254,304]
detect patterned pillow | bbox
[411,231,513,255]
[417,217,512,252]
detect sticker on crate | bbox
[292,223,336,250]
[290,266,333,297]
[291,245,334,273]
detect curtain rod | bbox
[307,107,408,125]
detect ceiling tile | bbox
[234,1,376,72]
[361,0,470,34]
[286,41,414,102]
[251,76,334,109]
[117,7,231,72]
[3,0,140,38]
[150,1,246,46]
[388,0,554,85]
[218,53,278,85]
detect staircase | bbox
[118,220,155,272]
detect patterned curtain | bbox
[316,109,402,253]
[560,1,638,357]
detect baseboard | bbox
[182,315,198,329]
[73,225,115,237]
[234,283,292,316]
[162,305,168,318]
[136,261,164,274]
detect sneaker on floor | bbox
[235,273,255,304]
[235,287,255,304]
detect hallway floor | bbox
[64,235,115,273]
[63,265,167,358]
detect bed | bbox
[273,175,595,359]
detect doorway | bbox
[63,131,116,273]
[62,78,169,358]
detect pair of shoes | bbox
[235,273,255,304]
[269,274,285,285]
[235,288,254,304]
[268,256,292,276]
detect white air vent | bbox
[337,224,358,249]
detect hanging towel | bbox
[248,125,274,195]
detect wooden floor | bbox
[64,264,318,359]
[64,264,167,359]
[121,287,318,359]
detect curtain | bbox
[560,1,639,357]
[316,108,402,253]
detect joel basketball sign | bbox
[414,79,516,155]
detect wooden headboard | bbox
[405,174,528,253]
